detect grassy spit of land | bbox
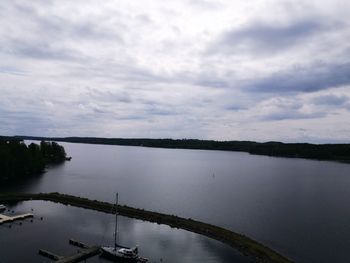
[0,192,293,263]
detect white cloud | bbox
[0,0,350,142]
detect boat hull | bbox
[101,252,140,262]
[100,247,140,263]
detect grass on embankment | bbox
[0,192,293,263]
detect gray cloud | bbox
[65,61,167,85]
[261,110,326,121]
[0,108,55,135]
[9,1,124,42]
[194,76,229,89]
[84,88,134,104]
[0,66,27,76]
[312,94,349,106]
[246,62,350,94]
[5,40,78,61]
[0,1,350,142]
[209,19,331,55]
[225,105,246,111]
[0,1,123,63]
[254,97,328,121]
[145,104,180,116]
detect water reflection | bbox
[0,161,68,194]
[2,141,350,262]
[0,201,252,263]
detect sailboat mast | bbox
[115,193,118,250]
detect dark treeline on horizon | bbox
[0,138,66,181]
[12,136,350,163]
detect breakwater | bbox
[0,192,293,263]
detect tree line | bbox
[0,139,66,181]
[16,136,350,163]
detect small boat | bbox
[101,194,148,262]
[0,204,6,212]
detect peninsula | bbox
[0,192,293,263]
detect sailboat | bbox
[101,193,148,263]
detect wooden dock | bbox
[39,239,101,263]
[0,213,33,224]
[39,249,63,261]
[56,246,101,263]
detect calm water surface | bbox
[0,201,249,263]
[2,142,350,262]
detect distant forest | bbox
[0,139,66,181]
[12,136,350,163]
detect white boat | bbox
[0,204,6,212]
[101,194,148,263]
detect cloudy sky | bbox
[1,0,350,142]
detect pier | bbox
[56,246,100,263]
[39,239,101,263]
[38,249,62,261]
[0,213,33,224]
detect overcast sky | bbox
[1,0,350,142]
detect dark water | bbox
[0,201,250,263]
[2,142,350,262]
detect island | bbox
[0,139,67,181]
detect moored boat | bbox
[100,193,148,262]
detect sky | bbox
[1,0,350,143]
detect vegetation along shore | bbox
[10,135,350,163]
[0,139,67,181]
[0,192,293,263]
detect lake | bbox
[2,141,350,262]
[0,201,249,263]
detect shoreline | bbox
[0,192,293,263]
[11,136,350,164]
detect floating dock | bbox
[56,246,100,263]
[39,249,62,261]
[39,239,101,263]
[0,213,33,224]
